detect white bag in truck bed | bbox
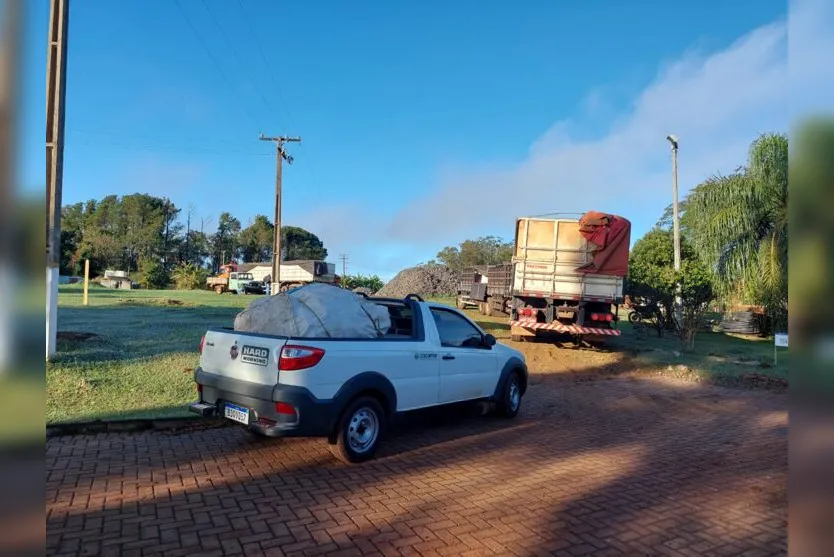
[233,282,391,338]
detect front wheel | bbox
[330,397,385,464]
[497,372,522,418]
[214,285,223,294]
[628,310,642,324]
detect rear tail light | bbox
[590,313,614,322]
[278,345,325,371]
[275,402,297,416]
[199,335,206,354]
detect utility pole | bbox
[259,133,301,294]
[46,0,69,361]
[667,134,682,326]
[339,254,348,277]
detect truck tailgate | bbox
[200,330,288,386]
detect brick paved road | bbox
[46,376,787,556]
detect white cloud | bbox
[297,5,816,276]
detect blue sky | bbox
[23,0,794,279]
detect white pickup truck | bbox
[189,294,528,463]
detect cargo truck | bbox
[506,212,631,341]
[456,264,514,317]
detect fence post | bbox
[83,259,89,306]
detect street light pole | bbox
[667,134,682,326]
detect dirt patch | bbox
[736,373,789,391]
[57,331,98,342]
[117,298,191,307]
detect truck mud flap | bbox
[510,320,621,336]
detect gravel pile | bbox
[375,263,459,298]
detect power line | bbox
[234,0,294,128]
[174,0,261,129]
[201,0,281,126]
[68,133,272,157]
[234,0,323,199]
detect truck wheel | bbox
[330,396,385,464]
[214,285,223,294]
[497,372,522,418]
[456,295,465,309]
[483,301,493,317]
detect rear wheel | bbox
[456,295,465,309]
[483,300,493,317]
[214,285,223,294]
[330,396,385,464]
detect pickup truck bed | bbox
[190,295,528,463]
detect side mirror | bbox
[484,334,496,347]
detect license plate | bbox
[224,403,249,425]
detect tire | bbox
[478,302,486,315]
[456,295,465,310]
[483,300,493,317]
[628,310,642,324]
[214,285,223,294]
[330,396,385,464]
[497,372,522,418]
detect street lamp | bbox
[667,134,682,326]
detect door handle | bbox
[442,354,455,360]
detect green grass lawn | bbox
[47,284,253,424]
[47,286,786,424]
[605,307,789,384]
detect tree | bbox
[435,236,513,272]
[683,132,787,329]
[171,262,208,290]
[282,226,327,261]
[211,212,241,270]
[239,215,274,263]
[179,230,211,267]
[136,259,169,289]
[627,228,714,347]
[340,274,385,293]
[121,193,170,273]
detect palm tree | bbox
[683,133,788,328]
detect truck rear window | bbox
[380,303,415,338]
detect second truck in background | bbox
[457,211,631,342]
